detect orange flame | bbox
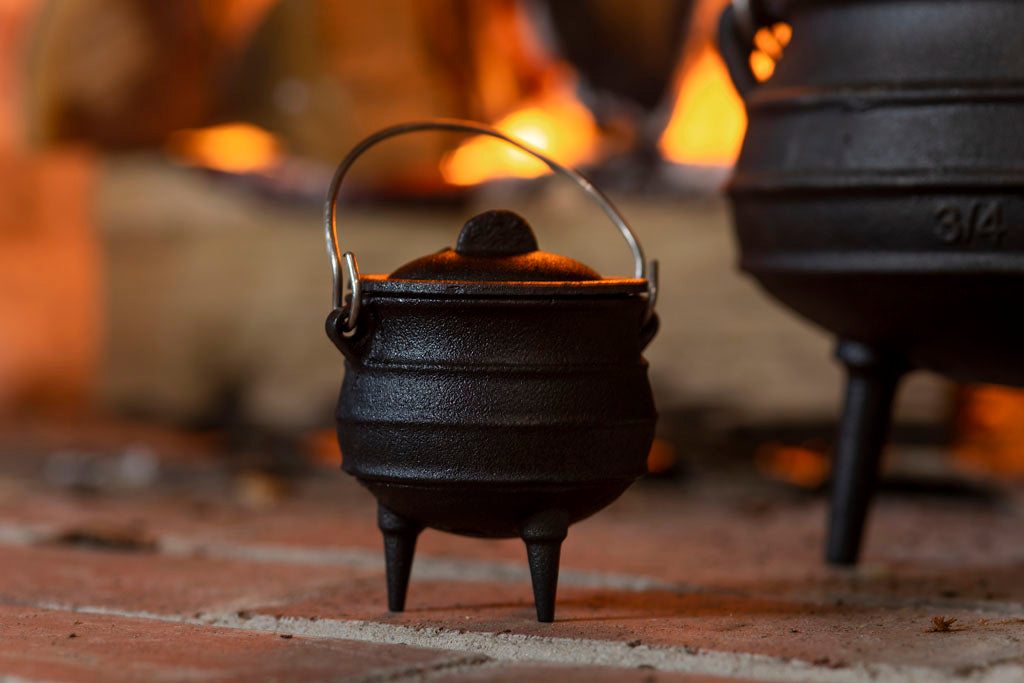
[658,45,747,166]
[166,122,282,174]
[659,23,790,167]
[440,83,598,186]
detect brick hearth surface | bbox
[0,430,1022,682]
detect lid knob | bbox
[455,210,539,258]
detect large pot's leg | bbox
[826,340,906,565]
[378,504,421,612]
[520,509,570,623]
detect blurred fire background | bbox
[1,0,1020,505]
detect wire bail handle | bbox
[324,119,658,332]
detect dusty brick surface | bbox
[254,576,1024,671]
[435,662,758,682]
[0,605,478,683]
[1,470,1023,680]
[0,544,365,615]
[3,476,1022,605]
[0,477,382,550]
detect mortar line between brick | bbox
[349,654,494,683]
[24,601,1019,683]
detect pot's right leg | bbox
[826,340,906,565]
[520,509,569,623]
[378,504,421,612]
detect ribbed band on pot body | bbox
[336,293,657,485]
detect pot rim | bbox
[359,273,649,298]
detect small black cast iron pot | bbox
[324,121,659,622]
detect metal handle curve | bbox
[718,0,782,99]
[324,119,655,330]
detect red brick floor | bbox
[1,459,1022,681]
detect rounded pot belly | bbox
[357,479,636,538]
[337,364,655,482]
[730,190,1024,385]
[336,364,655,536]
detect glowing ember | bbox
[646,438,677,474]
[166,122,282,174]
[659,45,747,166]
[440,84,598,186]
[755,441,831,489]
[772,22,793,47]
[954,385,1024,479]
[749,50,777,82]
[749,23,792,83]
[302,427,342,468]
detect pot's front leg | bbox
[378,504,421,612]
[826,340,907,565]
[520,509,569,623]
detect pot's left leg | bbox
[378,504,421,612]
[520,509,569,623]
[826,340,907,565]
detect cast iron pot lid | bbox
[360,209,648,298]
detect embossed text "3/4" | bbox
[935,201,1006,247]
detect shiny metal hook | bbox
[339,251,360,333]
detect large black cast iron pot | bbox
[324,121,659,622]
[718,0,1024,564]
